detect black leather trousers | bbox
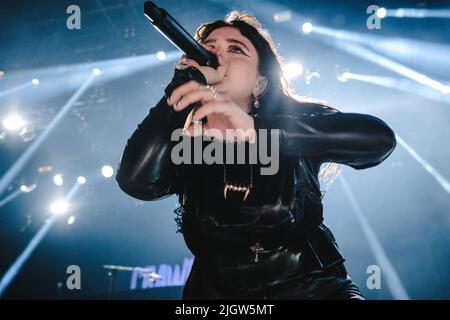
[183,251,365,300]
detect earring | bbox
[253,95,260,108]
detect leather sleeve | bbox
[115,67,207,200]
[253,104,397,170]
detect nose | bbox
[209,48,222,59]
[207,46,219,55]
[202,44,227,66]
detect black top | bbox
[115,66,397,270]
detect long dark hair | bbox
[194,11,342,191]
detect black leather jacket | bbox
[116,66,397,276]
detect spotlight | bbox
[50,200,69,215]
[101,165,114,178]
[37,165,53,174]
[92,68,102,76]
[441,86,450,94]
[305,71,321,85]
[53,174,64,186]
[337,72,350,82]
[67,216,76,225]
[20,184,36,193]
[283,63,303,80]
[395,8,405,18]
[31,78,40,86]
[302,22,313,34]
[273,11,292,23]
[376,7,387,19]
[0,70,5,77]
[77,176,86,184]
[156,51,166,60]
[3,115,25,131]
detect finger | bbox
[175,89,209,111]
[176,87,223,111]
[217,54,225,68]
[182,121,203,137]
[193,101,228,121]
[217,54,227,72]
[179,58,197,69]
[167,80,202,106]
[184,58,200,68]
[203,125,225,141]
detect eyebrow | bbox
[203,38,251,54]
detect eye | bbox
[230,46,245,55]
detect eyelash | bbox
[206,44,247,55]
[230,46,245,54]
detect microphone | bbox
[144,1,219,69]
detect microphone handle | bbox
[144,1,219,69]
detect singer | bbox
[116,11,396,299]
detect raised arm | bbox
[116,67,207,200]
[252,103,397,170]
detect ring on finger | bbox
[205,85,218,100]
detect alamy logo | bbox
[66,5,81,30]
[170,128,280,176]
[366,264,381,290]
[66,265,81,290]
[366,5,382,30]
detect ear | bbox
[253,75,269,97]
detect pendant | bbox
[223,183,251,201]
[250,242,264,263]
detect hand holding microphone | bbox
[144,1,251,139]
[175,53,227,85]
